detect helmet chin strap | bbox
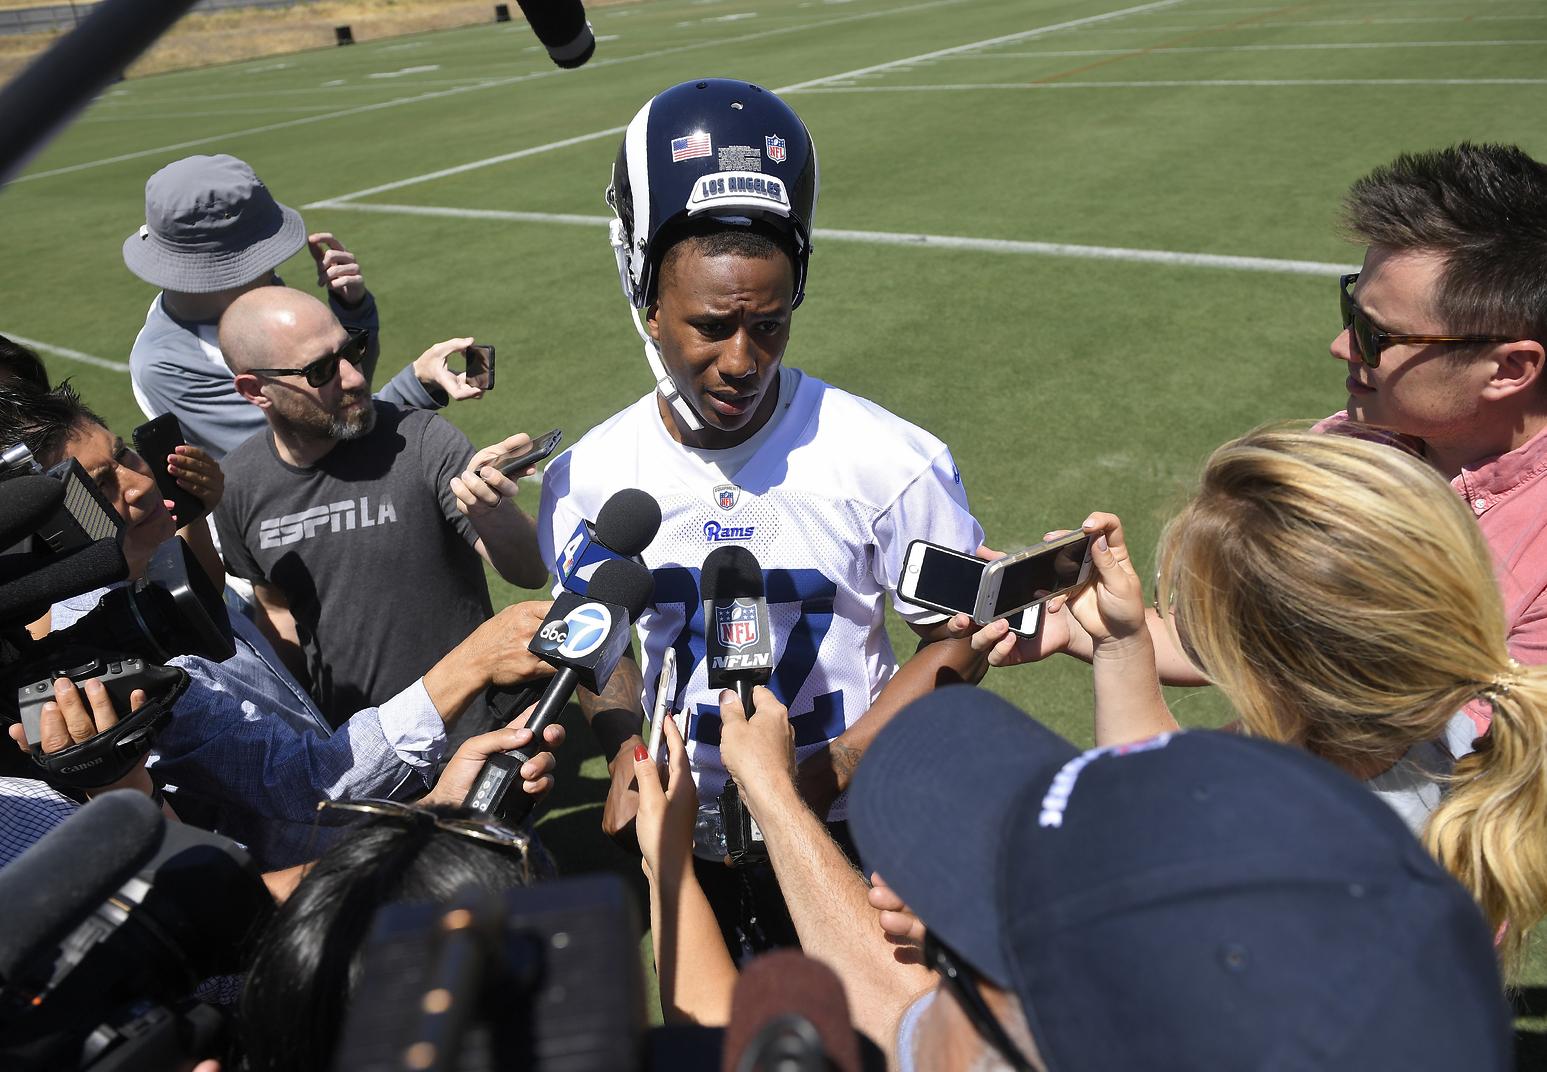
[630,305,704,432]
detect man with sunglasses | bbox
[123,154,480,460]
[213,286,548,744]
[1324,144,1547,682]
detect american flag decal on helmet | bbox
[671,132,712,162]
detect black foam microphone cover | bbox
[594,488,662,557]
[701,545,764,603]
[0,476,64,549]
[0,790,164,984]
[722,950,862,1072]
[588,555,655,620]
[512,0,595,68]
[0,536,128,626]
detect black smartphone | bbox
[487,428,563,479]
[132,413,204,525]
[463,343,495,390]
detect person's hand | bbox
[164,444,224,520]
[602,734,645,847]
[451,433,533,520]
[411,337,485,402]
[465,600,556,688]
[868,871,926,946]
[421,718,566,807]
[307,231,366,306]
[1063,513,1147,654]
[718,686,796,813]
[634,716,697,883]
[7,677,154,798]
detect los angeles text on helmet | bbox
[698,175,783,202]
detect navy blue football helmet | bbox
[605,79,819,429]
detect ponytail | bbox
[1426,663,1547,976]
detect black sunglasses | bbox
[249,328,370,387]
[1339,274,1512,369]
[315,798,535,879]
[923,930,1037,1072]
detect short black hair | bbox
[0,379,106,466]
[1343,143,1547,342]
[0,334,49,391]
[238,808,534,1072]
[655,217,798,298]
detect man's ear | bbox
[644,298,663,343]
[1487,339,1547,402]
[232,372,270,409]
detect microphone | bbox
[721,951,862,1072]
[0,791,164,987]
[0,475,64,549]
[464,557,655,824]
[556,488,661,595]
[0,537,128,627]
[512,0,596,68]
[702,545,773,716]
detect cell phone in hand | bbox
[132,413,205,525]
[646,647,676,767]
[897,540,1041,637]
[977,531,1094,622]
[485,428,563,480]
[462,344,495,390]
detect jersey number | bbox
[653,567,845,748]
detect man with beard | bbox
[213,287,547,738]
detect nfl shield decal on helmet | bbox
[765,135,787,163]
[717,599,760,651]
[714,484,741,511]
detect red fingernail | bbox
[633,744,648,762]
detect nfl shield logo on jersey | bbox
[714,484,741,511]
[765,135,787,163]
[717,599,760,651]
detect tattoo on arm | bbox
[829,741,864,785]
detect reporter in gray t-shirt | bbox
[214,287,547,734]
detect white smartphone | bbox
[647,646,677,765]
[975,531,1094,623]
[898,541,1042,638]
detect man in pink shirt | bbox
[1326,143,1547,676]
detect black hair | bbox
[238,807,533,1072]
[1343,143,1547,342]
[655,217,798,298]
[0,335,49,391]
[0,379,106,466]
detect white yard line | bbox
[13,0,970,186]
[310,0,1191,207]
[305,201,1357,277]
[947,39,1547,57]
[795,78,1547,90]
[5,334,129,373]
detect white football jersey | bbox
[538,369,983,824]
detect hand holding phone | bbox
[462,343,495,391]
[132,414,205,525]
[485,428,563,480]
[646,647,676,767]
[897,541,1042,638]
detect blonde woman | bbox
[964,426,1546,974]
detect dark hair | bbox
[0,379,106,466]
[656,217,798,296]
[1343,143,1547,342]
[0,335,49,390]
[238,808,534,1072]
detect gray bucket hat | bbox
[122,154,306,294]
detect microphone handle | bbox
[735,678,756,717]
[462,667,578,824]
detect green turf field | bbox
[6,0,1547,1006]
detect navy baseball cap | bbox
[850,687,1511,1071]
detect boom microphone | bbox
[702,545,773,716]
[0,475,65,549]
[722,950,862,1072]
[464,557,654,824]
[556,487,661,594]
[0,537,128,627]
[513,0,596,68]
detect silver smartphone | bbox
[898,540,1042,638]
[975,531,1094,623]
[647,646,677,766]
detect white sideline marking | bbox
[367,65,443,79]
[13,0,969,186]
[797,78,1547,91]
[305,201,1358,278]
[310,0,1188,207]
[956,40,1547,57]
[4,334,129,373]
